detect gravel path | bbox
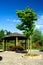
[0,50,43,65]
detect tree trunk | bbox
[30,35,32,54]
[28,35,32,54]
[28,39,30,53]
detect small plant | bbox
[24,53,39,56]
[9,46,15,51]
[9,46,24,51]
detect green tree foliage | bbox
[32,29,42,42]
[16,8,37,38]
[32,29,43,46]
[0,29,5,42]
[40,35,43,45]
[5,30,11,35]
[16,8,37,52]
[0,29,11,43]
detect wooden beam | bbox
[28,39,30,52]
[6,40,7,51]
[16,37,18,46]
[25,40,27,50]
[15,40,16,47]
[3,40,6,51]
[3,40,4,51]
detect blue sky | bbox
[0,0,43,33]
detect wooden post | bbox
[27,39,30,53]
[15,40,16,47]
[3,40,6,51]
[3,40,4,51]
[25,40,26,50]
[6,40,7,51]
[30,35,32,54]
[16,37,18,46]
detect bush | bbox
[33,41,41,48]
[9,46,15,51]
[9,46,24,51]
[24,53,39,56]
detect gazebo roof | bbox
[2,32,26,40]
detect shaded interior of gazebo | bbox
[2,32,27,51]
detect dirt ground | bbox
[0,50,43,65]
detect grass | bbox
[0,42,15,50]
[0,42,43,50]
[32,46,43,50]
[0,45,2,49]
[24,53,39,56]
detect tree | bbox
[16,7,37,53]
[0,29,11,43]
[32,29,42,43]
[0,29,5,42]
[40,35,43,45]
[5,30,11,35]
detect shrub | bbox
[9,46,24,51]
[9,46,15,51]
[24,53,39,56]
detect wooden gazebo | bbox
[2,32,27,51]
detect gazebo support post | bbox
[3,40,6,51]
[25,40,27,50]
[28,39,29,52]
[6,40,7,51]
[16,37,18,46]
[15,39,16,47]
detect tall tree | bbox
[5,30,11,35]
[16,8,37,53]
[0,29,5,42]
[32,29,43,46]
[32,29,42,43]
[41,35,43,46]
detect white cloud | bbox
[36,24,43,29]
[35,15,43,30]
[36,25,40,29]
[7,19,10,21]
[35,15,43,25]
[13,19,20,22]
[6,19,20,22]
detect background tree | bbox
[32,29,43,47]
[40,35,43,46]
[5,30,11,35]
[0,29,5,43]
[32,29,42,43]
[0,29,11,43]
[16,7,37,53]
